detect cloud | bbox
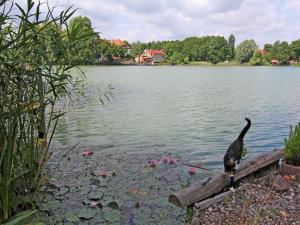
[11,0,300,46]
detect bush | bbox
[284,123,300,166]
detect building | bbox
[271,59,279,65]
[258,49,266,55]
[135,49,166,64]
[108,39,131,55]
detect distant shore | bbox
[80,61,299,67]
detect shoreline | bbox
[75,62,300,67]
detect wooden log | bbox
[169,149,283,208]
[194,183,251,210]
[194,171,279,211]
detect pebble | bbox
[193,176,300,225]
[221,207,226,213]
[225,207,233,211]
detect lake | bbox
[48,66,300,224]
[55,66,300,169]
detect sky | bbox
[20,0,300,46]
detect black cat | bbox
[223,118,251,190]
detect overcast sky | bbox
[36,0,300,46]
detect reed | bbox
[0,0,94,222]
[284,122,300,166]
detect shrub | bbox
[284,123,300,166]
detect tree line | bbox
[47,15,300,66]
[131,36,300,65]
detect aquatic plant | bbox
[0,0,96,222]
[284,122,300,166]
[187,167,196,175]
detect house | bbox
[108,39,131,55]
[271,59,279,65]
[258,49,266,55]
[289,60,297,65]
[135,49,166,64]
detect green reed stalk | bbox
[0,0,94,222]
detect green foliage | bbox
[235,39,258,63]
[228,34,235,60]
[284,123,300,166]
[131,41,146,57]
[0,0,90,222]
[181,36,231,63]
[168,52,183,65]
[263,41,295,65]
[183,56,190,64]
[4,210,38,225]
[131,36,232,65]
[242,147,248,159]
[290,39,300,60]
[269,41,291,64]
[185,205,193,223]
[250,51,264,65]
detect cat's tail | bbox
[238,118,251,140]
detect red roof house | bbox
[258,49,266,55]
[135,49,166,64]
[108,39,131,54]
[271,59,279,65]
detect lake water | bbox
[55,66,300,170]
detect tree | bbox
[250,51,264,65]
[131,41,146,63]
[290,39,300,60]
[206,36,231,64]
[270,41,291,64]
[228,34,235,60]
[67,16,100,64]
[168,52,183,65]
[235,39,258,63]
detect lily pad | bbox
[65,212,79,223]
[102,208,121,223]
[78,207,97,220]
[99,177,108,187]
[82,198,92,205]
[38,200,61,214]
[90,177,101,186]
[101,195,115,206]
[88,190,104,200]
[57,186,70,196]
[107,201,120,210]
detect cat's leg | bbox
[235,160,241,169]
[229,174,235,192]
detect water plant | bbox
[284,122,300,166]
[0,0,95,222]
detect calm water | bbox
[55,66,300,169]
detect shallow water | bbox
[55,66,300,169]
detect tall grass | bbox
[284,122,300,166]
[0,0,93,222]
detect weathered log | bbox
[194,171,278,210]
[169,149,283,208]
[194,183,251,210]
